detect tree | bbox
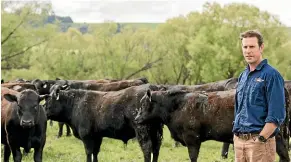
[1,1,56,78]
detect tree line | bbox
[2,1,291,85]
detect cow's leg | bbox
[151,138,161,162]
[138,139,152,162]
[33,146,44,162]
[173,141,181,147]
[185,134,201,162]
[136,128,152,162]
[150,124,163,162]
[221,142,230,159]
[11,147,22,162]
[66,124,71,136]
[92,138,103,162]
[275,134,290,162]
[57,122,64,138]
[23,149,29,156]
[3,145,11,162]
[187,143,201,162]
[82,138,95,162]
[49,120,53,126]
[33,134,46,162]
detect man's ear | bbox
[260,43,264,53]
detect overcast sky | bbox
[50,0,291,26]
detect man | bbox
[232,30,286,162]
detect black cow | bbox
[33,77,149,138]
[285,81,291,148]
[135,89,289,162]
[44,84,162,162]
[32,79,65,95]
[1,88,47,162]
[31,79,72,138]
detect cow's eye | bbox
[18,105,23,110]
[17,106,23,114]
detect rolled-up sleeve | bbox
[265,72,286,127]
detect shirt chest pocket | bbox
[250,79,266,107]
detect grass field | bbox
[1,121,284,162]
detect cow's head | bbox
[43,84,69,120]
[135,88,186,124]
[135,89,208,124]
[135,89,153,124]
[4,89,48,128]
[55,79,70,90]
[32,79,50,95]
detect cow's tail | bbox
[4,119,12,152]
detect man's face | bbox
[241,37,264,66]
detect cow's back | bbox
[60,85,150,141]
[68,79,147,91]
[2,83,36,92]
[83,85,147,124]
[172,89,235,143]
[205,90,235,133]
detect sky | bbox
[49,0,291,26]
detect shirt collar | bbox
[246,59,268,72]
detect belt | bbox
[234,132,260,140]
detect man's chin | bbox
[245,59,255,64]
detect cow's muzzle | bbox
[21,120,34,128]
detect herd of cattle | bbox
[1,77,291,162]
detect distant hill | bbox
[46,15,73,24]
[44,15,291,36]
[43,15,161,34]
[71,22,160,34]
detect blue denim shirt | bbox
[232,59,286,135]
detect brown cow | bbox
[154,78,238,92]
[1,82,36,92]
[135,88,289,162]
[1,87,47,162]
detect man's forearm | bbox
[259,122,277,139]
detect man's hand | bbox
[259,122,277,139]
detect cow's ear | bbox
[4,94,18,103]
[42,82,48,88]
[55,88,60,100]
[39,94,49,105]
[61,84,69,90]
[146,89,151,101]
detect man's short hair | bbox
[240,30,264,47]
